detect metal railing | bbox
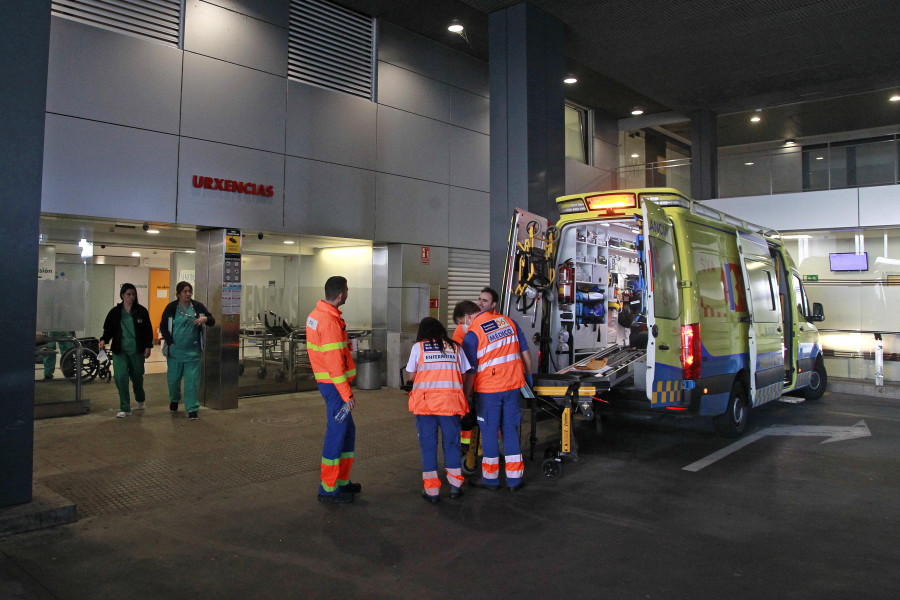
[817,328,900,388]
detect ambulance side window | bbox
[791,274,811,319]
[745,259,780,322]
[649,237,680,319]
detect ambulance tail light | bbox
[681,323,701,380]
[585,193,637,215]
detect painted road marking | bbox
[683,420,872,472]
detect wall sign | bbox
[421,246,430,264]
[192,175,274,198]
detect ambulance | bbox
[502,188,826,439]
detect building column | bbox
[690,109,718,200]
[0,2,50,507]
[489,3,565,288]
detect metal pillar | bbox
[489,3,565,289]
[194,228,241,409]
[690,109,718,200]
[0,1,50,507]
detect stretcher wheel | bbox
[274,370,285,382]
[542,459,562,479]
[461,452,480,476]
[239,363,245,376]
[257,366,267,379]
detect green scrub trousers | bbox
[167,307,202,413]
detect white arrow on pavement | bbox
[683,420,871,472]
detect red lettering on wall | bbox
[192,174,277,199]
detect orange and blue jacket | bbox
[463,311,527,394]
[306,300,356,402]
[408,340,469,416]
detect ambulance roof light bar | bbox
[584,193,637,215]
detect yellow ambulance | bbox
[503,188,826,441]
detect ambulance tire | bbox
[714,379,749,438]
[802,358,827,401]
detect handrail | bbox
[816,328,897,387]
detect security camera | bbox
[258,232,264,240]
[142,223,150,231]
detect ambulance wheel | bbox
[257,367,267,379]
[714,380,749,438]
[803,358,827,401]
[542,459,562,479]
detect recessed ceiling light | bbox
[185,250,196,254]
[131,251,141,257]
[631,153,640,158]
[448,18,463,33]
[146,229,160,234]
[750,115,761,123]
[563,76,577,84]
[631,109,644,116]
[283,240,295,245]
[890,95,900,102]
[815,156,824,160]
[745,162,754,166]
[785,139,796,146]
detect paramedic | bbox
[98,283,153,418]
[406,317,473,503]
[307,276,360,504]
[462,290,533,491]
[476,287,500,314]
[451,299,480,446]
[160,281,215,421]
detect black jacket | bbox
[160,299,216,349]
[100,302,154,354]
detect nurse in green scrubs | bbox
[160,281,216,421]
[99,283,154,417]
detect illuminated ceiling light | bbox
[563,76,577,84]
[750,108,762,122]
[784,139,796,146]
[448,18,463,33]
[146,229,160,234]
[815,156,824,160]
[283,240,295,245]
[131,251,141,257]
[185,250,196,254]
[631,153,640,158]
[631,108,644,116]
[745,162,754,166]
[890,94,900,102]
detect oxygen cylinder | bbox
[558,260,575,304]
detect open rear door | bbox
[642,199,683,403]
[735,231,785,405]
[500,209,552,372]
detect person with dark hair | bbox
[406,317,473,503]
[160,281,215,421]
[451,300,479,345]
[477,287,500,314]
[462,295,533,491]
[99,283,154,418]
[306,275,360,504]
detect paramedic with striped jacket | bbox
[406,317,474,503]
[306,276,360,504]
[462,288,533,491]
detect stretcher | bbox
[529,344,646,479]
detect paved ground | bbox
[2,387,899,599]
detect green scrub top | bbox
[169,304,201,362]
[120,309,137,355]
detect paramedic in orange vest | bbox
[451,300,479,446]
[406,317,474,503]
[306,276,360,504]
[462,287,533,491]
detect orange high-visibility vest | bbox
[408,340,468,416]
[306,300,356,402]
[468,311,526,393]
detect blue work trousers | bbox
[476,389,524,488]
[318,383,356,495]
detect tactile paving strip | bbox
[40,416,421,518]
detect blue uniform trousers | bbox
[318,383,356,496]
[476,389,524,488]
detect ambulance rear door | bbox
[642,199,683,404]
[735,231,785,405]
[501,209,553,373]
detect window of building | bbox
[51,0,183,47]
[565,102,589,163]
[288,0,376,101]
